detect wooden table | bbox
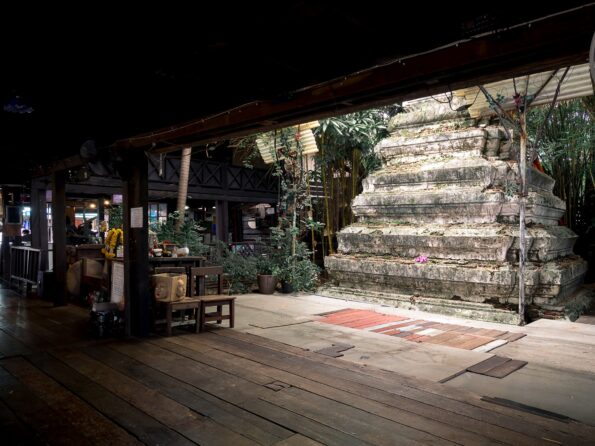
[149,256,206,270]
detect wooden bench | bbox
[158,298,202,336]
[190,266,236,332]
[153,266,199,335]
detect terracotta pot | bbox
[257,274,277,294]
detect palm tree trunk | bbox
[175,147,192,230]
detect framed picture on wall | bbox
[5,206,22,225]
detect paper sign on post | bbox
[130,206,143,228]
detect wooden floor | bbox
[0,288,593,445]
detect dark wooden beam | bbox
[30,180,48,270]
[122,153,150,337]
[115,5,594,153]
[51,171,67,306]
[216,200,229,243]
[34,155,85,178]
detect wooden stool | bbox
[190,266,236,332]
[199,296,236,332]
[155,298,202,336]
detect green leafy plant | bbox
[268,226,320,292]
[211,241,257,294]
[152,211,208,256]
[255,254,275,275]
[108,205,123,229]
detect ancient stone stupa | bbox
[322,94,590,323]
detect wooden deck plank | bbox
[1,291,593,446]
[214,329,590,444]
[272,433,324,445]
[110,340,372,446]
[0,328,34,357]
[467,356,512,374]
[155,337,503,445]
[0,366,96,446]
[26,352,194,446]
[84,343,294,445]
[262,386,454,446]
[164,334,551,446]
[1,356,142,446]
[483,360,528,378]
[245,398,372,446]
[50,347,259,446]
[0,399,46,446]
[0,303,90,351]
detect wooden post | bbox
[51,170,67,306]
[30,179,48,270]
[1,189,13,283]
[216,200,229,243]
[97,196,105,243]
[123,152,150,337]
[518,112,527,325]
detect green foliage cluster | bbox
[315,108,391,176]
[527,98,595,232]
[151,211,209,256]
[108,205,123,229]
[268,226,320,292]
[211,241,257,294]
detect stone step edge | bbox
[536,287,595,321]
[317,286,521,325]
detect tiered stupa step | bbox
[321,94,591,323]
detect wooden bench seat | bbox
[154,298,202,336]
[190,266,236,332]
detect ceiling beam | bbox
[115,4,594,154]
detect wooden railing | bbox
[10,246,42,294]
[229,242,266,258]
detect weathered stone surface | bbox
[352,188,565,225]
[317,286,521,324]
[338,224,578,262]
[325,254,586,307]
[323,94,590,323]
[388,94,469,131]
[376,128,488,167]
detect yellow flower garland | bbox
[102,228,124,258]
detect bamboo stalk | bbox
[351,149,360,224]
[320,137,334,255]
[340,159,347,228]
[306,171,316,262]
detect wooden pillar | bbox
[97,196,105,222]
[97,196,105,243]
[122,152,150,337]
[51,170,67,306]
[30,179,48,270]
[1,189,13,283]
[216,200,229,243]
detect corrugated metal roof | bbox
[256,121,319,164]
[456,64,593,118]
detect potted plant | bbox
[268,227,320,293]
[152,211,208,256]
[256,254,277,294]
